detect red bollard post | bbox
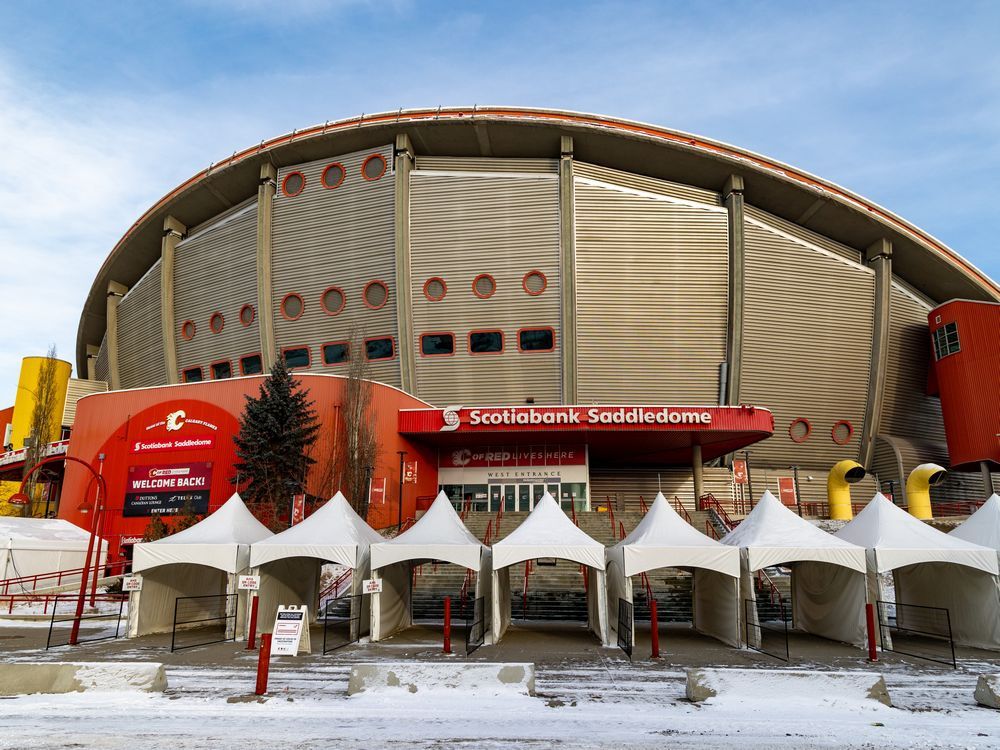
[866,603,878,662]
[255,633,272,695]
[246,596,259,650]
[650,599,660,659]
[443,596,452,654]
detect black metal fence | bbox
[744,598,789,662]
[46,595,127,649]
[322,593,361,654]
[876,600,956,668]
[466,596,486,655]
[171,594,238,652]
[617,598,633,659]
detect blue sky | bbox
[0,0,997,393]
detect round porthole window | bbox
[522,270,547,296]
[789,418,812,443]
[209,312,225,334]
[239,304,255,327]
[423,277,447,302]
[321,163,346,189]
[473,273,496,299]
[282,171,305,197]
[832,420,854,445]
[321,286,346,315]
[362,154,387,181]
[363,281,389,310]
[281,293,304,320]
[181,320,196,340]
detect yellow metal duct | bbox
[827,460,867,520]
[906,463,947,520]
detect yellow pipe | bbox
[10,356,72,449]
[906,463,947,520]
[827,460,866,520]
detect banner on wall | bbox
[777,476,798,507]
[732,459,748,485]
[440,445,587,469]
[123,462,213,517]
[403,461,418,484]
[291,494,306,525]
[369,477,387,505]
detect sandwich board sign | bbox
[272,605,309,656]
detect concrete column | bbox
[105,281,128,390]
[982,462,996,496]
[860,239,892,468]
[723,176,745,406]
[559,136,578,404]
[394,133,416,394]
[85,345,100,381]
[692,443,705,502]
[161,215,186,384]
[256,163,277,370]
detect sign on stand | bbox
[122,575,143,592]
[362,578,383,594]
[272,605,308,656]
[238,575,260,591]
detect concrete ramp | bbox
[686,668,891,707]
[0,662,167,696]
[348,662,535,696]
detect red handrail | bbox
[704,519,720,539]
[672,495,692,524]
[638,495,649,514]
[482,519,494,547]
[618,520,626,541]
[571,499,578,526]
[0,559,131,596]
[699,493,736,530]
[607,499,616,534]
[2,592,127,615]
[319,567,353,601]
[756,569,783,606]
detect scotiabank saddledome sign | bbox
[398,405,773,436]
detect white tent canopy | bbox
[722,491,868,648]
[129,493,273,638]
[369,492,490,642]
[950,494,1000,551]
[836,493,1000,651]
[606,493,740,647]
[491,492,609,645]
[248,492,383,640]
[0,517,107,590]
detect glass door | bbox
[518,484,531,511]
[532,484,546,507]
[503,485,517,512]
[489,485,502,513]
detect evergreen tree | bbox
[231,358,319,530]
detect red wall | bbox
[929,300,1000,469]
[59,374,438,558]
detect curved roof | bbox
[77,106,1000,374]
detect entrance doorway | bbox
[489,483,560,512]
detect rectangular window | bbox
[518,327,554,352]
[240,354,263,375]
[181,367,203,383]
[365,337,394,361]
[322,342,350,365]
[469,330,503,354]
[420,332,454,356]
[932,322,960,360]
[283,347,311,369]
[211,361,232,380]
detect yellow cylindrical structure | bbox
[10,356,72,449]
[827,460,867,520]
[906,463,947,520]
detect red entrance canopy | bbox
[398,405,773,465]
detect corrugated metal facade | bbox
[745,205,861,264]
[740,213,875,468]
[409,164,562,405]
[574,175,729,404]
[574,162,720,206]
[94,333,109,383]
[117,261,166,389]
[414,157,557,174]
[589,467,735,512]
[61,378,108,426]
[271,146,399,386]
[175,202,259,379]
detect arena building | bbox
[8,106,996,556]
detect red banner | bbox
[369,477,387,505]
[777,476,797,507]
[440,445,586,469]
[291,494,306,525]
[732,459,748,485]
[403,461,418,484]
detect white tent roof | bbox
[249,491,384,569]
[133,492,273,574]
[370,492,486,571]
[835,493,998,574]
[721,491,866,573]
[492,492,606,571]
[607,493,739,577]
[0,517,98,551]
[950,495,1000,551]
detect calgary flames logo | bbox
[439,405,463,432]
[451,449,472,467]
[165,410,186,432]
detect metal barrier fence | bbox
[617,599,633,659]
[744,598,789,662]
[322,593,362,654]
[171,594,238,652]
[466,596,485,656]
[877,600,956,668]
[46,594,128,649]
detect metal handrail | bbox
[618,520,626,541]
[319,567,353,601]
[756,568,784,607]
[638,495,649,514]
[704,519,720,539]
[700,493,736,530]
[672,495,692,524]
[0,559,131,596]
[3,592,126,615]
